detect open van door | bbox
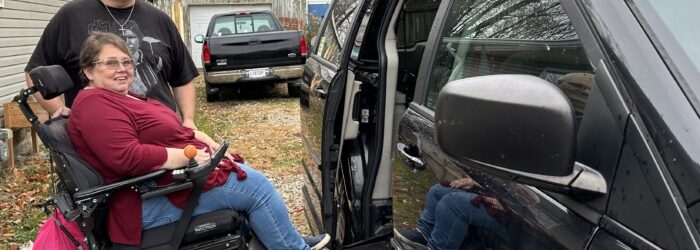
[298,0,372,245]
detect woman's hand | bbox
[193,130,216,150]
[161,147,210,170]
[51,106,71,118]
[450,177,483,190]
[193,130,233,159]
[482,196,504,211]
[191,147,211,166]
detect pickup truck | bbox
[194,10,307,101]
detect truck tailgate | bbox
[207,31,302,71]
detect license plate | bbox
[246,68,268,78]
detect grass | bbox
[0,154,53,248]
[392,156,439,231]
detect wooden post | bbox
[6,136,13,169]
[2,102,49,168]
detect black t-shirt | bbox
[25,0,198,111]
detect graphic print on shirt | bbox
[88,20,164,96]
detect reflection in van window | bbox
[317,0,361,65]
[424,0,593,111]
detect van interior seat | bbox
[257,25,270,32]
[217,28,232,36]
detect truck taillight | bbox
[299,36,308,57]
[202,43,211,64]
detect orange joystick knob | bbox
[184,145,197,159]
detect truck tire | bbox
[287,82,301,98]
[205,82,220,102]
[206,92,219,102]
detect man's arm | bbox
[25,73,70,117]
[173,81,197,129]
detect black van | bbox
[299,0,700,249]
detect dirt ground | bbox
[194,78,310,236]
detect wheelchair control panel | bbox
[172,142,229,181]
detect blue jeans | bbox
[417,184,508,249]
[141,164,309,250]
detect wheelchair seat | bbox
[38,116,248,249]
[25,65,249,249]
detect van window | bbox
[396,0,442,100]
[635,0,700,111]
[209,13,280,37]
[423,0,593,111]
[396,0,440,49]
[316,0,362,65]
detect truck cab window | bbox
[210,13,280,37]
[235,17,254,33]
[252,13,280,32]
[210,16,236,37]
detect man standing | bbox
[25,0,199,129]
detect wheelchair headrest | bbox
[28,65,73,100]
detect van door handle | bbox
[315,88,327,99]
[396,143,425,171]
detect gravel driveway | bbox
[193,77,310,235]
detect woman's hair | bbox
[79,31,133,86]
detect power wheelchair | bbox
[21,65,265,249]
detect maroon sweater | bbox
[67,88,237,245]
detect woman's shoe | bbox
[304,233,331,250]
[394,228,428,247]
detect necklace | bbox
[101,0,135,34]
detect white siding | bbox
[0,0,70,115]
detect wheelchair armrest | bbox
[73,170,167,201]
[141,182,194,200]
[185,141,229,180]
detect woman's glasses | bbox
[93,59,135,70]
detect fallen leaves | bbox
[0,152,53,248]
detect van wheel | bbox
[287,82,301,98]
[205,82,220,102]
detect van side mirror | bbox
[194,35,204,43]
[434,75,606,195]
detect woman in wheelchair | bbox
[66,32,329,249]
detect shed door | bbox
[189,4,272,68]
